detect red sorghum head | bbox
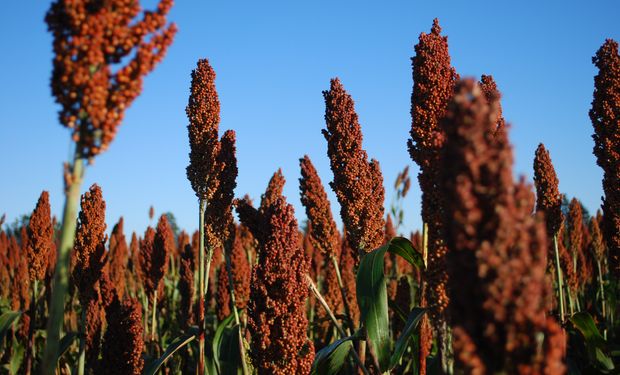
[27,191,55,281]
[322,78,385,257]
[590,39,620,277]
[45,0,176,158]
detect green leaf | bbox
[58,332,77,359]
[390,307,427,369]
[212,314,237,374]
[311,336,354,375]
[570,312,614,371]
[0,311,21,344]
[356,244,391,371]
[143,328,198,375]
[387,237,424,270]
[8,339,25,375]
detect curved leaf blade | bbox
[389,307,427,369]
[387,237,423,270]
[0,311,21,344]
[212,314,236,373]
[571,312,614,371]
[356,245,391,371]
[311,336,354,375]
[143,328,197,375]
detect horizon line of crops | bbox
[0,2,619,375]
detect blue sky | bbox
[0,1,618,236]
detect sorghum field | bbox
[1,1,619,375]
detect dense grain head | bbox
[178,243,195,329]
[27,191,54,281]
[533,143,563,238]
[139,227,157,297]
[440,79,564,373]
[299,155,341,259]
[101,297,145,375]
[72,184,107,306]
[239,175,314,374]
[260,168,285,213]
[590,39,620,277]
[45,0,176,158]
[408,19,458,326]
[108,217,128,298]
[149,215,173,296]
[322,78,385,258]
[590,215,606,262]
[479,75,506,134]
[186,58,222,200]
[205,129,238,250]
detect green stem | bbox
[553,235,565,323]
[306,275,369,375]
[597,260,607,339]
[151,290,158,342]
[198,199,206,375]
[42,153,85,375]
[331,256,354,335]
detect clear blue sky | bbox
[1,1,618,236]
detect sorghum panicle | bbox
[299,155,340,258]
[27,191,55,282]
[100,297,145,375]
[533,143,563,239]
[45,0,176,157]
[322,78,385,257]
[590,39,620,276]
[408,19,458,323]
[72,184,107,306]
[108,217,128,298]
[440,79,564,373]
[237,180,314,374]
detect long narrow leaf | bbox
[143,329,197,375]
[571,312,614,371]
[356,244,391,371]
[388,237,424,269]
[212,314,236,373]
[311,336,354,375]
[0,311,21,344]
[58,332,77,359]
[389,307,427,369]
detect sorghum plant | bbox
[590,39,620,278]
[322,78,385,258]
[440,79,564,373]
[237,184,315,374]
[43,1,175,368]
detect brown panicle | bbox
[178,244,195,329]
[237,177,314,374]
[408,19,458,328]
[479,75,506,134]
[27,191,55,281]
[100,297,145,375]
[108,217,128,298]
[139,227,156,297]
[322,78,385,258]
[186,58,222,200]
[45,0,176,158]
[299,155,341,258]
[440,79,564,373]
[215,265,231,321]
[590,39,620,277]
[151,215,173,296]
[590,215,606,262]
[533,143,563,239]
[72,184,107,306]
[261,168,285,213]
[206,130,238,250]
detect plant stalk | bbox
[330,255,354,336]
[78,308,86,375]
[597,260,607,339]
[306,275,369,375]
[42,153,85,375]
[151,290,158,342]
[197,199,206,375]
[553,235,565,323]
